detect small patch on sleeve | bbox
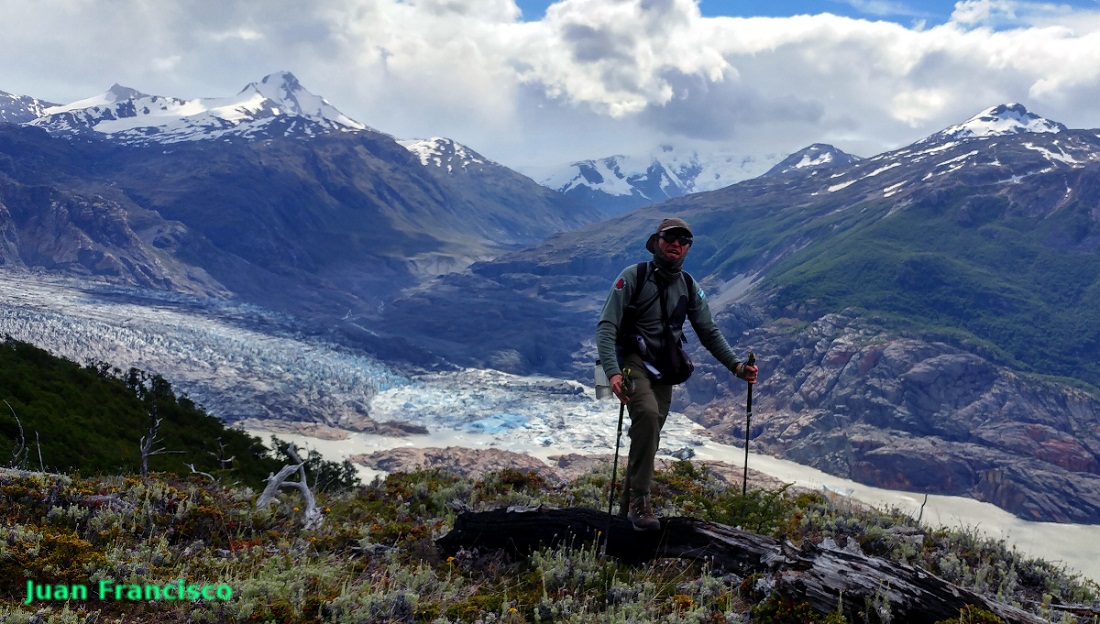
[696,286,706,300]
[615,278,626,290]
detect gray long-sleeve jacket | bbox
[596,261,742,381]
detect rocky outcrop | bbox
[0,177,225,295]
[352,447,557,480]
[700,311,1100,523]
[352,447,788,491]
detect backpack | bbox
[618,262,696,384]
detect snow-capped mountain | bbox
[924,102,1067,143]
[0,71,601,323]
[0,90,56,124]
[535,103,1074,216]
[819,102,1097,203]
[399,137,497,174]
[759,143,862,178]
[531,146,784,215]
[26,71,368,144]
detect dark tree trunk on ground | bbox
[436,506,1048,624]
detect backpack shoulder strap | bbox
[627,261,648,308]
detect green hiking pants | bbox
[622,351,673,497]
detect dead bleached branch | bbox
[256,442,322,530]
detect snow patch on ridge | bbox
[1023,142,1080,165]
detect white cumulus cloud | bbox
[3,0,1100,170]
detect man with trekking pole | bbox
[596,217,758,532]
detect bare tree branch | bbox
[139,416,169,475]
[4,400,29,469]
[139,412,182,476]
[35,431,44,473]
[205,436,236,470]
[186,463,217,482]
[255,442,323,529]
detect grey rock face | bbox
[700,311,1100,523]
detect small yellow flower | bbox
[293,506,300,511]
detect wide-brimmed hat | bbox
[645,217,693,253]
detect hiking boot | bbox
[627,493,661,532]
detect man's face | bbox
[656,229,692,261]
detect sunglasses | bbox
[659,232,693,246]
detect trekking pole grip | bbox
[737,352,756,382]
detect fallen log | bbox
[436,506,1048,624]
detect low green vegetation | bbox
[1,460,1095,623]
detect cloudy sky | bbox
[3,0,1100,173]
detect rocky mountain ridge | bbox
[0,90,55,124]
[693,310,1100,523]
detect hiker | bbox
[596,217,758,531]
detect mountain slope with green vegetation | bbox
[763,172,1100,389]
[0,337,282,485]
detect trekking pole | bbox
[742,352,756,497]
[604,369,631,554]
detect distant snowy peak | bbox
[533,147,782,215]
[928,103,1066,143]
[28,71,369,144]
[399,137,497,173]
[0,90,56,124]
[760,143,861,178]
[243,72,363,130]
[546,153,688,199]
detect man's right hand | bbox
[609,373,630,404]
